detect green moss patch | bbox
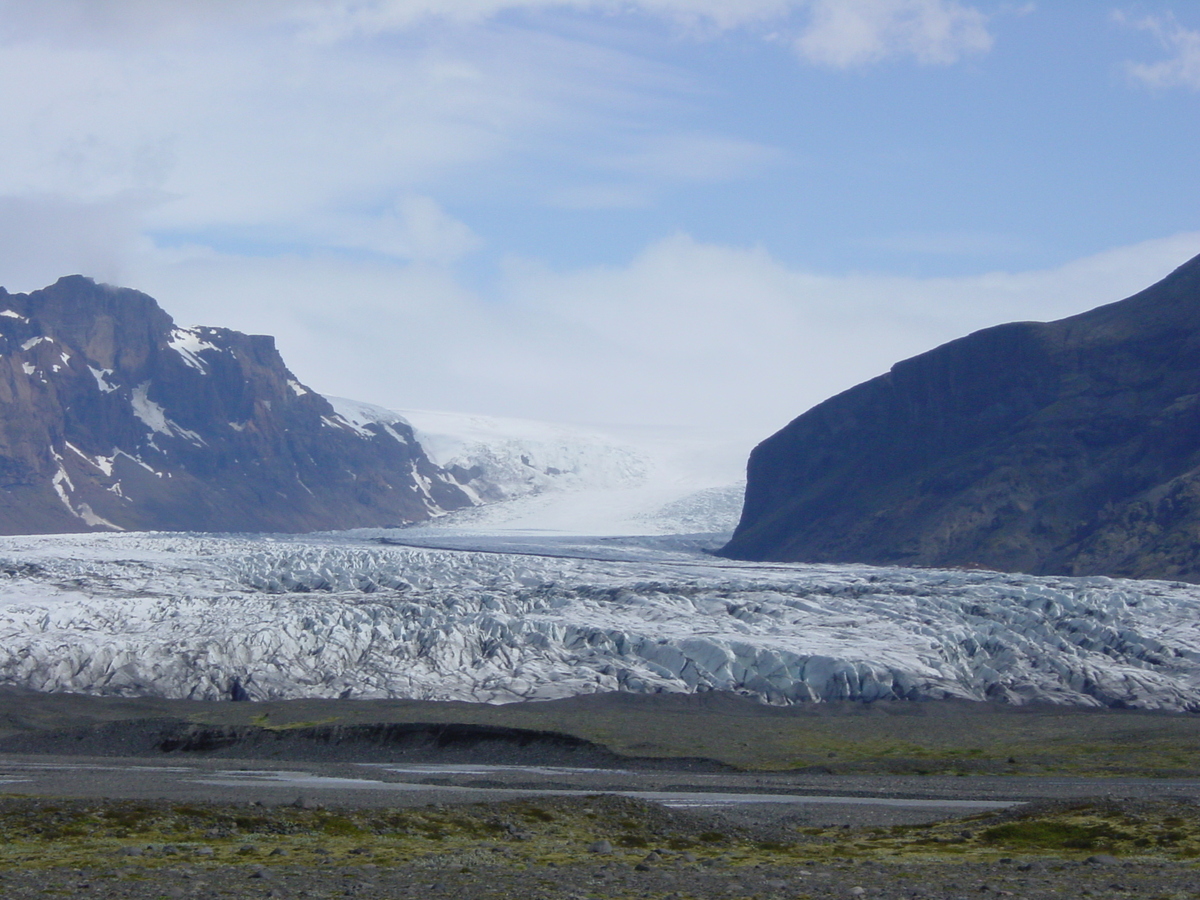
[795,799,1200,862]
[2,793,1200,874]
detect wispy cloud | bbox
[0,1,996,67]
[0,193,159,290]
[302,198,483,264]
[0,0,793,42]
[292,1,798,40]
[295,0,998,69]
[596,133,787,183]
[120,231,1200,435]
[0,0,995,273]
[793,0,992,68]
[1118,10,1200,91]
[0,8,682,266]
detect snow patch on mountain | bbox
[130,383,205,446]
[88,366,118,393]
[167,327,221,374]
[324,396,414,445]
[0,531,1199,709]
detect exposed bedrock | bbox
[722,252,1200,581]
[0,276,472,533]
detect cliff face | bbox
[721,253,1200,582]
[0,276,472,534]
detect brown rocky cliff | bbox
[721,252,1200,582]
[0,276,473,533]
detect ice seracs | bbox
[1,530,1199,710]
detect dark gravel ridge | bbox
[4,856,1200,900]
[6,686,1200,778]
[0,717,729,770]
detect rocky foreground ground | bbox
[3,793,1200,899]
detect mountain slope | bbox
[721,252,1200,581]
[0,276,472,533]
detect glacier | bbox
[2,529,1200,710]
[324,397,750,535]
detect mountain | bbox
[721,252,1200,581]
[0,276,472,533]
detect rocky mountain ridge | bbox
[722,252,1200,581]
[0,276,473,533]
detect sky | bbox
[0,0,1198,442]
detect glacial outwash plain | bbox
[5,264,1200,898]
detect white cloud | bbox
[0,0,993,278]
[0,0,813,263]
[0,193,158,293]
[307,198,482,264]
[292,0,998,57]
[386,197,483,264]
[112,231,1200,439]
[0,1,995,64]
[794,0,992,68]
[0,0,798,44]
[0,6,676,251]
[1119,11,1200,90]
[291,0,800,40]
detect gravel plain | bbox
[5,690,1200,897]
[4,854,1200,900]
[3,788,1200,899]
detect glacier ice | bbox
[1,530,1199,709]
[324,396,750,535]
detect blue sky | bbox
[439,3,1200,278]
[0,1,1198,438]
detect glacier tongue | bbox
[2,531,1200,709]
[324,397,751,535]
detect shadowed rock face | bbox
[721,253,1200,582]
[0,276,472,533]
